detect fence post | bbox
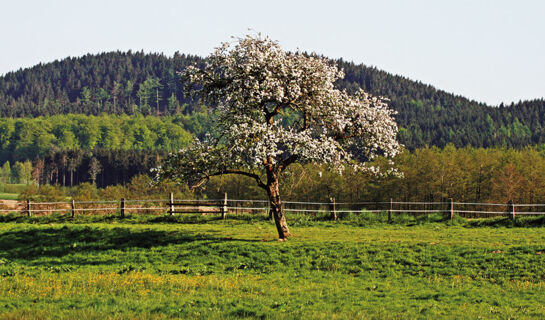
[221,192,228,219]
[26,199,32,217]
[120,198,125,218]
[388,198,393,223]
[169,192,174,216]
[71,199,76,218]
[450,198,454,220]
[509,200,516,221]
[329,197,337,221]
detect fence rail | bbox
[0,193,542,220]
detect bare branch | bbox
[193,169,267,190]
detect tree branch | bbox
[278,154,299,173]
[193,169,267,190]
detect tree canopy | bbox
[156,35,400,239]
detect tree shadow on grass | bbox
[0,212,272,225]
[464,215,545,228]
[0,225,260,266]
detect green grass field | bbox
[0,182,26,200]
[0,214,544,319]
[0,192,19,200]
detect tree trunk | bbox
[266,168,291,240]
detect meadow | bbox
[0,193,18,200]
[0,184,26,200]
[0,213,544,319]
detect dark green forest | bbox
[1,51,544,149]
[0,51,544,189]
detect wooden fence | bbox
[0,193,543,220]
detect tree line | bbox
[338,61,545,149]
[3,113,545,199]
[204,145,545,206]
[0,160,32,185]
[1,51,544,150]
[32,148,166,187]
[0,113,215,187]
[0,51,202,116]
[0,113,220,164]
[15,144,545,207]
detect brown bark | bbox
[266,165,291,240]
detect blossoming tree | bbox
[155,35,400,240]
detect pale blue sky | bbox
[1,0,543,105]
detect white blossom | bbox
[156,34,401,186]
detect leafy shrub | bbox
[18,184,65,202]
[98,185,128,200]
[71,183,99,202]
[2,183,28,194]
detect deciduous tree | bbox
[155,35,400,239]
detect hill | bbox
[1,51,544,149]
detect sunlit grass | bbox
[0,192,18,200]
[0,216,544,318]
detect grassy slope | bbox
[0,216,544,319]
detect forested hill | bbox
[1,51,544,149]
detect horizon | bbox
[4,48,543,108]
[1,0,544,105]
